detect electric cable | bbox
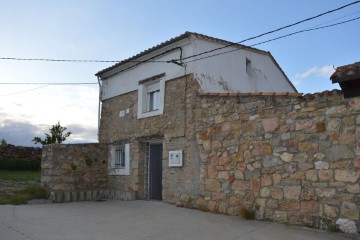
[176,1,360,62]
[1,2,359,66]
[184,15,360,64]
[0,57,167,63]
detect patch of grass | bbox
[0,170,40,181]
[0,184,47,205]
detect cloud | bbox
[0,118,97,147]
[293,65,335,86]
[0,119,45,146]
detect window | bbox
[246,58,252,76]
[137,74,165,119]
[109,143,130,175]
[146,83,160,112]
[115,148,125,169]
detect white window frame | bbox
[137,79,165,119]
[109,143,130,175]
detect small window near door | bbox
[109,143,130,175]
[115,148,125,169]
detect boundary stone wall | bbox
[192,90,360,232]
[41,143,131,202]
[0,144,41,160]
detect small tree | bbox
[0,138,7,146]
[32,121,71,145]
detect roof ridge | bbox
[96,31,271,77]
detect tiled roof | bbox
[331,61,360,83]
[95,32,269,77]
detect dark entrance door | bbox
[149,144,162,200]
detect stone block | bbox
[295,119,313,131]
[335,170,360,183]
[301,189,316,201]
[218,171,229,179]
[284,186,301,200]
[204,179,221,192]
[314,161,329,170]
[305,170,318,181]
[272,174,282,185]
[280,200,299,211]
[330,160,351,169]
[280,152,294,162]
[284,163,297,173]
[315,188,335,198]
[323,204,338,218]
[326,145,354,162]
[346,184,360,193]
[318,169,333,182]
[229,196,239,207]
[341,201,359,220]
[300,201,319,213]
[261,175,272,186]
[271,188,283,200]
[325,105,346,115]
[214,115,225,124]
[211,192,226,201]
[354,159,360,168]
[336,218,358,234]
[262,117,279,132]
[260,187,270,198]
[262,156,282,168]
[274,211,288,222]
[232,180,250,191]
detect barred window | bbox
[109,143,130,175]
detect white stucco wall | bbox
[191,38,295,93]
[100,35,296,101]
[100,39,193,101]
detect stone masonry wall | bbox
[0,144,41,161]
[41,143,110,202]
[99,74,201,201]
[191,90,360,232]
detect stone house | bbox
[95,31,297,201]
[42,33,360,233]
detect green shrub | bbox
[239,206,256,220]
[85,156,93,167]
[0,158,41,171]
[71,163,77,171]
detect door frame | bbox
[144,140,163,200]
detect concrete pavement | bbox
[0,200,358,240]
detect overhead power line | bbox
[184,15,360,64]
[177,0,360,62]
[0,2,359,68]
[0,57,167,63]
[0,82,97,85]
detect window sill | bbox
[137,109,163,119]
[108,169,130,176]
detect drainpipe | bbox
[97,76,102,142]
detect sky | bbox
[0,0,359,146]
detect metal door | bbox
[149,144,162,200]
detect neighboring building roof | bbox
[331,61,360,83]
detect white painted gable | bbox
[98,33,296,101]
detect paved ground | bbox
[0,200,358,240]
